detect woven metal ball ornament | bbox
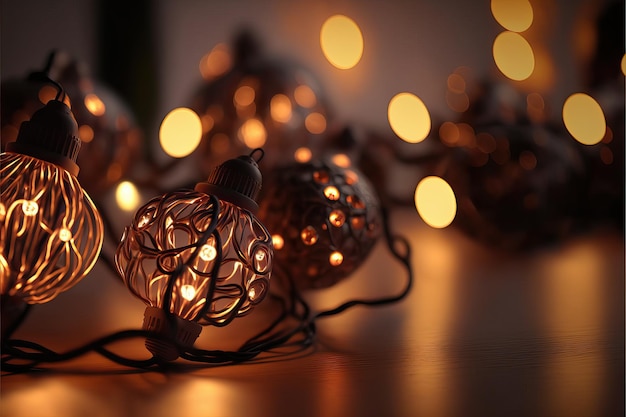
[436,122,586,250]
[257,158,381,290]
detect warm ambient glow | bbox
[562,93,606,145]
[493,31,535,81]
[622,54,626,76]
[320,15,364,70]
[115,181,141,212]
[294,147,312,163]
[388,92,431,143]
[491,0,533,32]
[415,176,457,229]
[159,107,202,158]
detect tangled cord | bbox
[1,205,413,374]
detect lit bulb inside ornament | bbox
[115,149,273,361]
[0,92,104,338]
[258,156,381,290]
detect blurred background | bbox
[1,1,624,416]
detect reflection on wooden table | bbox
[1,208,624,417]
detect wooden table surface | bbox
[1,208,624,417]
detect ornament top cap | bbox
[195,148,264,214]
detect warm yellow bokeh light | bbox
[621,54,626,76]
[84,93,106,116]
[415,176,457,229]
[320,15,364,70]
[115,181,141,212]
[234,85,255,107]
[199,43,231,79]
[294,85,317,108]
[270,94,292,123]
[159,107,203,158]
[491,0,533,32]
[239,118,267,148]
[388,92,431,143]
[78,125,94,143]
[294,147,312,163]
[493,31,535,81]
[562,93,606,145]
[305,112,327,134]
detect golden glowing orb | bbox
[415,176,457,229]
[562,93,606,145]
[388,92,431,143]
[159,107,202,158]
[320,15,364,69]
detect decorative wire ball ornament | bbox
[257,156,381,290]
[115,149,274,361]
[189,29,332,177]
[0,95,104,337]
[0,50,142,194]
[434,81,586,250]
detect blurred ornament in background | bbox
[431,78,586,250]
[1,50,143,195]
[1,93,104,338]
[188,29,333,177]
[115,150,273,361]
[257,156,381,290]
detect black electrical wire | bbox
[1,202,413,374]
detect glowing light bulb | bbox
[199,243,217,261]
[329,210,346,227]
[272,234,284,250]
[301,226,319,245]
[58,228,72,242]
[1,98,104,336]
[21,200,39,216]
[329,251,344,266]
[116,150,273,361]
[324,186,340,201]
[180,285,197,301]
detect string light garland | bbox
[0,81,104,339]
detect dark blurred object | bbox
[189,29,333,177]
[578,0,624,230]
[1,50,143,194]
[258,157,381,290]
[434,81,587,250]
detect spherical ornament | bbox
[115,151,273,361]
[257,157,381,290]
[1,99,104,337]
[436,121,586,250]
[1,51,142,194]
[189,29,332,177]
